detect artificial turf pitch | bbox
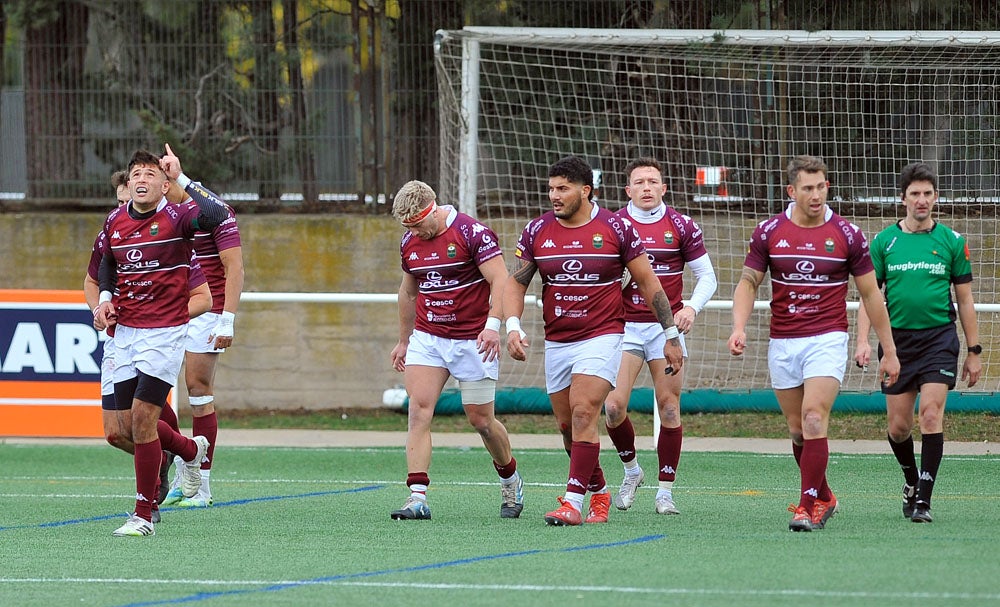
[1,442,998,606]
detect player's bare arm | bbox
[390,274,419,372]
[853,299,873,368]
[188,282,213,318]
[628,254,683,374]
[211,246,244,349]
[511,258,536,287]
[855,271,900,386]
[476,256,508,363]
[728,266,764,356]
[503,259,534,361]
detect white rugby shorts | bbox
[404,329,499,382]
[768,331,848,389]
[100,334,115,397]
[544,333,623,394]
[623,321,688,361]
[185,311,225,353]
[112,324,188,385]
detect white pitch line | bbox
[0,578,998,601]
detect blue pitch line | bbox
[0,485,384,532]
[114,534,667,607]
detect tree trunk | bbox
[24,1,88,199]
[393,0,462,193]
[250,0,281,202]
[283,0,318,211]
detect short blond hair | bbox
[392,180,436,222]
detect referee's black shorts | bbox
[878,323,959,395]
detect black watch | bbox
[968,344,983,355]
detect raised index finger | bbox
[164,142,174,156]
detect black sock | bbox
[887,433,919,487]
[917,432,944,507]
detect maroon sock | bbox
[406,471,430,489]
[798,438,829,510]
[159,404,180,433]
[134,439,161,522]
[156,420,197,461]
[657,425,683,482]
[588,464,607,493]
[192,412,218,470]
[794,441,833,500]
[606,416,638,464]
[494,456,517,479]
[568,441,600,496]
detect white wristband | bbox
[99,291,112,305]
[220,310,236,325]
[505,316,526,339]
[176,173,192,190]
[663,326,680,340]
[484,316,501,332]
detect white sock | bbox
[563,493,585,512]
[501,471,520,485]
[624,459,641,475]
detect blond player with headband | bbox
[388,180,524,521]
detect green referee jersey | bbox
[869,221,973,330]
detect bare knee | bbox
[887,419,912,442]
[658,401,681,426]
[466,413,493,437]
[604,398,627,428]
[918,407,943,432]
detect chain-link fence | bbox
[1,0,997,210]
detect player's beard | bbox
[553,191,583,220]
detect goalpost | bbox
[434,28,1000,412]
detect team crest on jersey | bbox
[150,222,159,236]
[664,231,674,245]
[447,243,457,258]
[824,237,834,252]
[592,234,604,249]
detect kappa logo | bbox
[920,471,935,481]
[618,449,635,458]
[471,223,486,235]
[776,239,790,248]
[660,465,676,475]
[541,239,556,248]
[135,492,151,503]
[112,231,121,239]
[409,252,419,260]
[803,487,819,498]
[567,477,587,490]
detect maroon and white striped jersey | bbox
[515,206,645,343]
[100,200,203,328]
[400,207,503,340]
[744,204,873,338]
[616,205,708,321]
[89,230,206,292]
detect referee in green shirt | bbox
[854,161,982,524]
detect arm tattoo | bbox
[651,291,675,330]
[739,267,763,290]
[512,260,536,287]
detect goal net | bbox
[434,28,1000,407]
